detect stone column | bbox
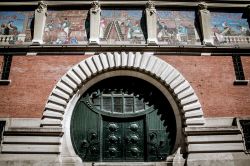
[89,1,101,45]
[145,1,158,45]
[32,1,47,44]
[198,2,214,46]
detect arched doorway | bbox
[70,76,176,162]
[41,52,204,164]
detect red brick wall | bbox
[242,57,250,81]
[158,56,250,118]
[0,55,249,118]
[0,55,90,118]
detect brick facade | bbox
[160,56,250,117]
[0,55,249,118]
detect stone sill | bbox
[233,80,249,85]
[185,127,241,135]
[0,80,11,85]
[4,127,63,136]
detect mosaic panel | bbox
[211,12,250,45]
[44,10,88,44]
[100,9,146,44]
[0,11,33,45]
[157,10,200,45]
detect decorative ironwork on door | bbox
[71,77,176,162]
[103,117,144,161]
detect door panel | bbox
[71,100,100,161]
[103,120,123,161]
[147,110,170,161]
[103,117,145,161]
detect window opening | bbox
[232,54,248,85]
[0,55,12,85]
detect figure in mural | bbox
[43,10,88,45]
[211,12,250,45]
[61,18,70,37]
[70,36,78,44]
[6,21,17,35]
[0,11,33,44]
[126,19,143,40]
[1,23,5,34]
[0,21,18,35]
[157,19,174,44]
[156,10,199,45]
[176,25,188,43]
[100,10,145,44]
[214,22,230,43]
[45,20,54,32]
[99,19,105,39]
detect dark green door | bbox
[103,117,145,161]
[70,77,176,162]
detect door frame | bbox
[62,70,183,163]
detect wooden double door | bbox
[71,77,174,162]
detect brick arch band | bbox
[41,52,205,127]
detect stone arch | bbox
[41,52,205,127]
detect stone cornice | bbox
[0,1,249,8]
[1,45,250,56]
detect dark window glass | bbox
[135,98,144,111]
[232,55,245,80]
[1,55,12,80]
[92,97,101,110]
[124,97,134,112]
[103,97,112,112]
[114,97,123,113]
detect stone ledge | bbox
[233,80,249,85]
[185,127,241,135]
[1,144,60,154]
[4,127,63,136]
[188,143,244,153]
[204,117,235,127]
[187,134,243,144]
[0,80,11,85]
[3,136,61,144]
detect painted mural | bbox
[211,12,250,45]
[157,10,200,45]
[44,10,88,45]
[0,11,33,45]
[100,10,146,44]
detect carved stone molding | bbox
[91,1,101,14]
[198,2,214,46]
[36,1,47,13]
[32,1,47,44]
[89,1,101,44]
[146,1,158,45]
[41,52,205,127]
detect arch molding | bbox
[41,52,205,127]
